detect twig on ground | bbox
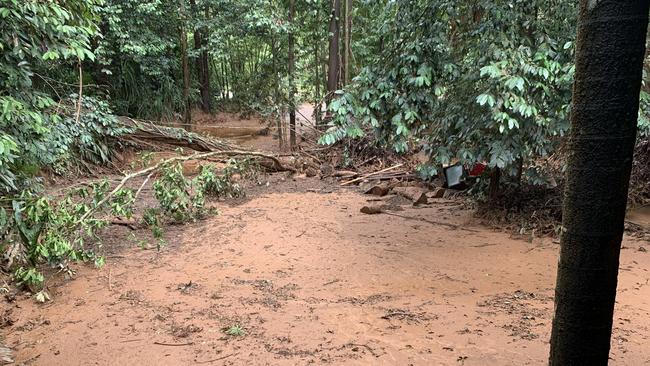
[195,353,238,364]
[153,341,194,346]
[341,164,404,186]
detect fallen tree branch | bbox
[341,164,404,186]
[153,341,194,347]
[119,117,240,152]
[109,219,139,230]
[359,205,478,232]
[383,212,479,232]
[195,353,238,364]
[76,150,295,225]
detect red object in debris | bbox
[468,163,487,177]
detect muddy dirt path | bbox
[4,117,650,365]
[3,175,650,366]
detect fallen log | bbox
[332,170,358,178]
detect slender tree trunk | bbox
[179,0,191,128]
[189,0,211,113]
[201,5,212,112]
[222,59,229,101]
[549,2,649,365]
[488,167,500,201]
[314,40,322,126]
[341,0,347,87]
[326,0,341,105]
[343,0,351,85]
[271,38,284,150]
[288,0,296,149]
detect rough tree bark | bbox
[326,0,341,105]
[549,1,649,365]
[288,0,296,149]
[179,0,191,128]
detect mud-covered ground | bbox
[3,173,650,366]
[2,111,650,365]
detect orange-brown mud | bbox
[2,113,650,366]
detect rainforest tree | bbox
[322,1,577,189]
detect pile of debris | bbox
[117,117,241,153]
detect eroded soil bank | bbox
[3,175,649,366]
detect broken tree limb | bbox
[118,117,240,152]
[340,164,404,186]
[109,219,139,230]
[332,170,358,178]
[76,150,295,225]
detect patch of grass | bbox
[224,324,245,337]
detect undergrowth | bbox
[1,157,258,293]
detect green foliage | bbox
[2,180,137,289]
[54,96,134,169]
[141,207,165,249]
[0,0,103,192]
[195,158,257,199]
[322,1,578,187]
[13,267,44,290]
[3,156,256,288]
[97,0,185,118]
[153,162,209,222]
[153,158,256,222]
[224,324,245,337]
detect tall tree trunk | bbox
[271,38,284,150]
[179,0,191,128]
[189,0,211,113]
[288,0,296,149]
[326,0,341,105]
[314,40,322,126]
[340,0,347,87]
[201,5,212,112]
[342,0,351,85]
[549,2,649,365]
